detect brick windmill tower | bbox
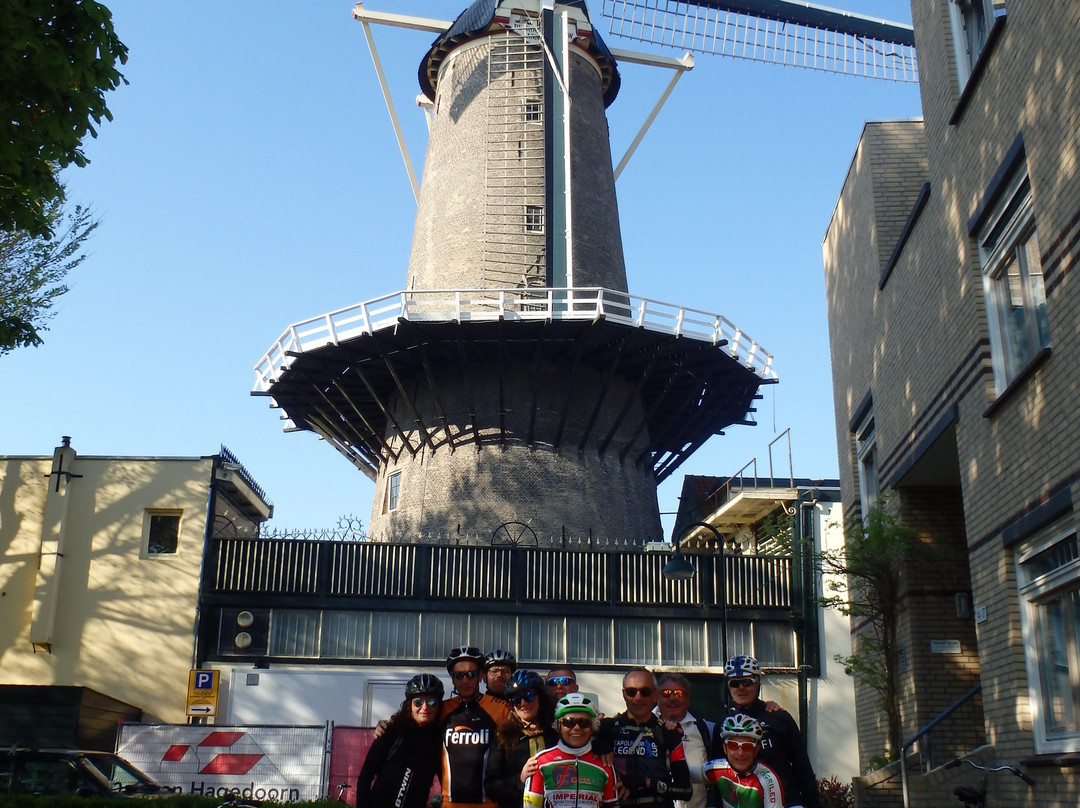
[255,0,780,544]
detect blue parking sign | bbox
[194,671,214,690]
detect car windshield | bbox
[79,753,162,794]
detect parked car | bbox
[0,747,177,797]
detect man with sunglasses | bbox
[714,655,818,808]
[703,714,783,808]
[545,666,580,701]
[438,645,513,808]
[656,673,716,808]
[597,668,692,808]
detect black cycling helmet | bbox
[405,673,444,700]
[485,649,518,672]
[445,645,485,673]
[505,669,545,698]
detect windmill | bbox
[253,0,917,544]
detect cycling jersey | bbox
[523,740,618,808]
[596,713,693,808]
[703,759,783,808]
[440,693,513,808]
[713,702,818,808]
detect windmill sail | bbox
[601,0,918,81]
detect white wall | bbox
[806,500,859,780]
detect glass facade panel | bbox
[754,623,797,668]
[470,615,517,657]
[270,610,319,657]
[372,612,420,659]
[568,618,612,664]
[662,620,706,666]
[521,616,565,664]
[322,611,369,658]
[420,613,470,660]
[711,622,751,667]
[615,619,659,665]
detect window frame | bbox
[855,410,878,520]
[977,170,1049,395]
[523,204,545,234]
[385,470,401,513]
[1016,517,1080,754]
[141,508,183,557]
[947,0,1005,90]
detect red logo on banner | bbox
[200,754,264,775]
[160,730,265,774]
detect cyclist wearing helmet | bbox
[713,655,818,808]
[703,714,783,808]
[356,674,444,808]
[439,645,513,808]
[485,670,558,808]
[484,649,517,699]
[524,693,617,808]
[596,667,693,808]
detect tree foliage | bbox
[0,0,127,238]
[818,496,914,759]
[0,190,98,355]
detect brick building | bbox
[823,1,1079,805]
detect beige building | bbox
[824,1,1079,806]
[0,438,271,749]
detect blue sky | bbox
[1,0,922,534]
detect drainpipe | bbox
[30,437,81,653]
[797,490,821,734]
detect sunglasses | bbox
[660,688,686,699]
[508,690,538,706]
[412,697,439,708]
[451,670,479,681]
[623,687,655,698]
[560,717,593,730]
[547,676,575,687]
[727,678,758,689]
[724,740,758,752]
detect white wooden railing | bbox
[253,287,775,391]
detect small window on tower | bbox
[143,509,182,556]
[522,98,542,123]
[386,471,402,513]
[524,205,544,233]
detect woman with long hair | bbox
[485,669,558,808]
[356,673,444,808]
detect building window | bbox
[1016,518,1080,754]
[386,471,401,513]
[143,509,182,555]
[978,171,1049,394]
[855,411,878,519]
[522,97,542,123]
[948,0,1005,89]
[524,205,544,233]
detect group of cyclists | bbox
[355,646,819,808]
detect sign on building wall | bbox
[117,723,326,801]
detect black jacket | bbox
[356,721,441,808]
[485,726,558,808]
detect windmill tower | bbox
[254,0,915,544]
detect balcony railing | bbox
[207,537,793,613]
[253,287,776,392]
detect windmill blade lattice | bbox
[601,0,918,82]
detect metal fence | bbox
[208,537,792,611]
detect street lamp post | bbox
[663,521,727,666]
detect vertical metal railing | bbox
[209,538,792,609]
